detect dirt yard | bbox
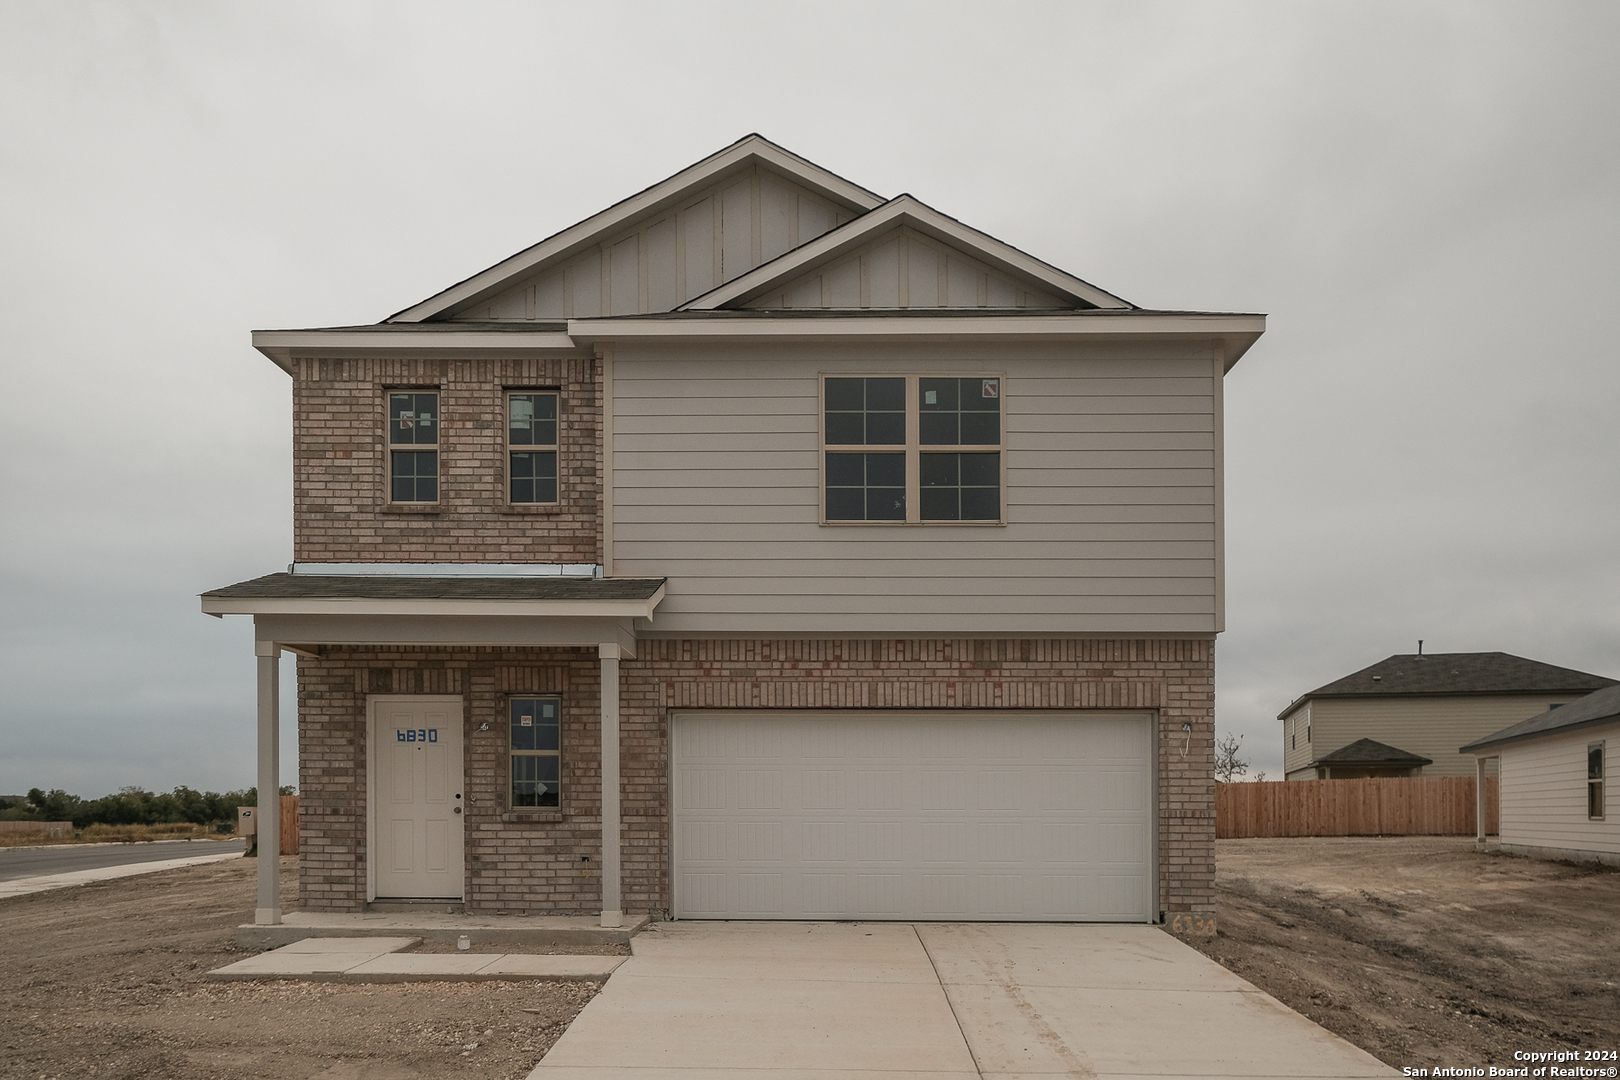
[0,856,608,1080]
[1187,836,1620,1073]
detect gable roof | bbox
[387,134,884,323]
[1311,738,1433,767]
[1279,652,1616,719]
[678,194,1132,311]
[1461,683,1620,754]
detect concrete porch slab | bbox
[236,910,648,950]
[208,935,625,984]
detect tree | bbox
[1213,733,1250,783]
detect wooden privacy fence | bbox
[279,795,299,855]
[1216,776,1499,838]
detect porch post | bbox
[599,644,622,928]
[1475,755,1488,843]
[255,639,282,925]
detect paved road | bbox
[0,838,244,882]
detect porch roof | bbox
[202,573,666,618]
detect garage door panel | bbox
[673,710,1153,922]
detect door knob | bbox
[453,807,462,814]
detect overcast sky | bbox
[2,0,1616,796]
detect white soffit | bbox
[386,135,885,324]
[678,195,1134,312]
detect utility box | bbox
[237,807,257,837]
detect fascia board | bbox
[570,313,1264,356]
[679,195,1132,311]
[202,590,665,620]
[387,135,886,324]
[251,328,580,369]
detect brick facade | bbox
[291,355,602,564]
[297,637,1215,922]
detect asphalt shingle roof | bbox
[203,573,665,601]
[1295,652,1615,702]
[1312,738,1433,767]
[1460,683,1620,754]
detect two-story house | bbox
[202,135,1264,934]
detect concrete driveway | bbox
[529,921,1397,1079]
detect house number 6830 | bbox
[396,729,438,743]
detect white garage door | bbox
[672,710,1154,922]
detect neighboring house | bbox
[1281,652,1616,781]
[202,135,1265,932]
[1461,683,1619,866]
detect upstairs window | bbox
[507,392,560,504]
[388,391,438,502]
[511,697,561,808]
[823,375,1002,524]
[1590,742,1605,821]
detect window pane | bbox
[920,454,959,487]
[864,412,905,444]
[824,378,864,411]
[825,413,864,445]
[866,488,906,520]
[919,488,958,520]
[920,377,959,411]
[960,411,1000,445]
[1591,781,1604,820]
[961,452,999,486]
[390,393,438,446]
[920,452,998,521]
[826,487,864,520]
[960,486,1000,520]
[536,756,560,807]
[920,378,998,445]
[391,450,437,503]
[825,377,904,446]
[826,452,904,521]
[866,452,905,487]
[965,378,1000,409]
[1592,745,1605,780]
[919,412,958,445]
[511,452,558,504]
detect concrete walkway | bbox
[207,936,626,984]
[0,847,245,900]
[529,921,1398,1080]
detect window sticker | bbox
[924,389,938,405]
[519,714,533,726]
[981,379,999,398]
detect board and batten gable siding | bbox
[450,166,857,322]
[1305,694,1596,780]
[738,226,1069,311]
[610,339,1220,637]
[1498,722,1619,858]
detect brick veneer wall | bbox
[296,637,1215,923]
[290,355,602,564]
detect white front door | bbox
[369,696,464,899]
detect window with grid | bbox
[1590,742,1605,821]
[388,391,439,502]
[823,375,1002,523]
[511,697,560,808]
[507,392,559,504]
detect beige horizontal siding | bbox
[612,342,1219,636]
[1311,695,1593,779]
[1498,723,1618,855]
